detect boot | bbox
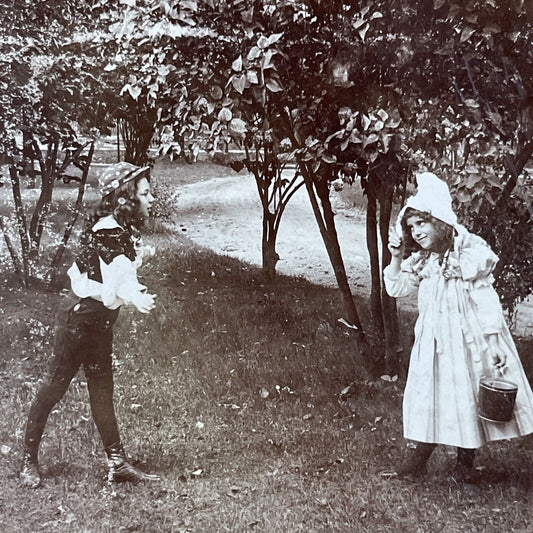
[106,445,160,483]
[20,453,41,489]
[451,448,480,485]
[395,442,436,478]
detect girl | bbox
[384,172,533,484]
[20,162,159,488]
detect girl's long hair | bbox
[400,207,455,260]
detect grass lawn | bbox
[1,159,533,532]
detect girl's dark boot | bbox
[452,448,480,484]
[106,444,160,483]
[395,442,436,478]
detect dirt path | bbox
[172,174,371,292]
[171,174,533,337]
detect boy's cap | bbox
[98,162,150,197]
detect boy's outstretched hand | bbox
[132,292,157,314]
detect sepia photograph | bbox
[1,1,532,531]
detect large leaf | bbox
[247,46,261,61]
[266,78,283,93]
[247,70,259,84]
[121,83,142,100]
[460,26,476,43]
[359,23,370,41]
[267,33,284,46]
[257,35,270,49]
[465,172,482,189]
[218,108,232,122]
[231,74,247,94]
[262,49,275,70]
[232,55,243,72]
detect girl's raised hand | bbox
[388,227,404,258]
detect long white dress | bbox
[384,226,533,448]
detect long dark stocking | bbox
[24,354,81,462]
[84,359,121,452]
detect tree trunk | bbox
[120,110,156,166]
[22,129,36,186]
[47,143,94,286]
[261,208,279,280]
[0,215,26,286]
[262,234,279,280]
[312,178,363,327]
[252,156,304,281]
[295,162,377,362]
[495,139,533,211]
[9,165,30,282]
[366,189,383,331]
[308,175,385,373]
[29,138,58,258]
[379,186,400,374]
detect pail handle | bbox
[491,365,506,379]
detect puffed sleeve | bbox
[456,229,499,282]
[383,254,421,298]
[467,279,504,334]
[100,254,148,308]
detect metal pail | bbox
[478,377,518,423]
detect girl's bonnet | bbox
[98,162,150,198]
[395,172,459,239]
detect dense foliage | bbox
[2,0,532,363]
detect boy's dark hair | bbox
[400,207,455,258]
[95,179,145,227]
[82,176,147,242]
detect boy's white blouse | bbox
[68,215,151,310]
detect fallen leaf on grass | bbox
[64,514,77,525]
[338,317,358,330]
[226,485,248,499]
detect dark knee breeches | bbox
[24,297,120,460]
